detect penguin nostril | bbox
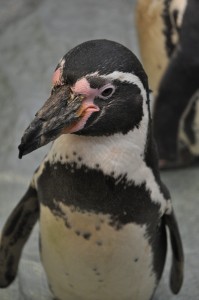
[51,85,63,95]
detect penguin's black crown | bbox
[60,40,148,89]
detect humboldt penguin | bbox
[0,39,183,300]
[136,0,199,168]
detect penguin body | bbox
[0,40,183,300]
[136,0,199,167]
[136,0,187,94]
[136,0,169,94]
[37,133,167,300]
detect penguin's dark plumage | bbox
[136,0,199,168]
[153,0,199,166]
[0,40,183,300]
[0,185,39,287]
[136,0,187,94]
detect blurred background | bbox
[0,0,198,299]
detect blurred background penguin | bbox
[136,0,199,169]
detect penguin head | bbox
[18,40,150,158]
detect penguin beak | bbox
[18,86,99,158]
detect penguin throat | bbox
[47,113,149,174]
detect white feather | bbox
[40,204,156,300]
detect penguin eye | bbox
[99,85,115,99]
[101,88,113,97]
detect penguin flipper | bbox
[165,211,184,294]
[0,184,39,288]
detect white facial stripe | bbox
[100,71,147,100]
[87,71,147,102]
[58,57,65,68]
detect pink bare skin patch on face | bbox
[65,77,100,133]
[52,67,63,86]
[72,77,98,97]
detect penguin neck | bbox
[47,114,149,176]
[44,114,169,213]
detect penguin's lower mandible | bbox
[0,39,184,300]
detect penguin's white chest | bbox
[40,204,156,300]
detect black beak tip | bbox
[18,144,24,159]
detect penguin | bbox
[136,0,199,168]
[0,40,183,300]
[136,0,187,94]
